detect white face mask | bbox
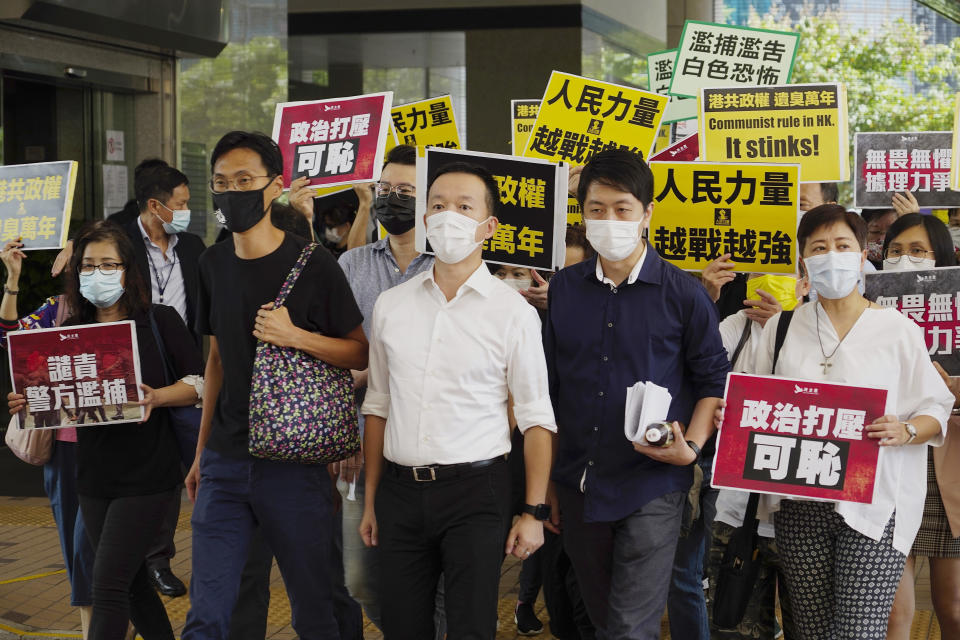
[502,278,532,293]
[324,227,344,245]
[883,256,936,272]
[425,210,488,264]
[803,251,862,300]
[584,219,642,262]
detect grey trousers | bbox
[558,485,685,640]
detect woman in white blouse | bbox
[747,205,953,639]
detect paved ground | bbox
[0,496,943,639]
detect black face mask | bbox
[373,193,416,235]
[213,184,271,233]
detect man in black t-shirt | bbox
[182,131,367,640]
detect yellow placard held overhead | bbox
[952,93,960,191]
[390,95,461,156]
[649,161,800,274]
[511,100,541,156]
[698,83,849,182]
[522,71,668,163]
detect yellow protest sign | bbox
[698,83,850,182]
[390,95,460,156]
[649,161,800,274]
[654,124,671,154]
[567,197,582,226]
[522,71,668,163]
[0,161,77,250]
[952,93,960,191]
[512,100,541,156]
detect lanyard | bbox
[145,243,178,304]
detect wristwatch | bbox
[686,440,702,465]
[903,421,918,445]
[523,503,551,521]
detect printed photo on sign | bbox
[713,372,887,504]
[522,70,668,164]
[0,161,77,250]
[698,82,849,182]
[865,267,960,376]
[854,132,958,208]
[511,99,541,156]
[390,95,461,155]
[670,21,799,98]
[649,161,799,274]
[7,321,144,430]
[415,148,568,271]
[272,92,393,189]
[647,48,698,123]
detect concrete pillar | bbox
[668,0,715,48]
[465,27,582,154]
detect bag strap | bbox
[739,309,796,531]
[274,243,318,307]
[148,307,176,386]
[730,319,752,370]
[772,309,794,375]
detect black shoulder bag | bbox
[713,309,793,629]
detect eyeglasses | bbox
[79,262,124,275]
[209,174,275,194]
[883,247,936,262]
[373,182,416,200]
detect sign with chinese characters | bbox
[649,132,699,162]
[522,70,668,164]
[671,21,799,98]
[698,83,849,182]
[272,92,394,189]
[7,321,144,429]
[390,95,461,155]
[647,48,697,123]
[415,148,568,270]
[854,132,958,208]
[949,94,960,191]
[865,267,960,375]
[0,161,77,250]
[649,161,799,273]
[511,99,541,156]
[713,372,887,503]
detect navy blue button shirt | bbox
[544,248,729,523]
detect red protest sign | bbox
[272,92,394,189]
[713,372,887,503]
[865,267,960,376]
[7,321,144,429]
[649,132,699,162]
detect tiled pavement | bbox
[0,496,943,639]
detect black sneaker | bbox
[514,602,543,636]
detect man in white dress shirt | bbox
[359,162,558,640]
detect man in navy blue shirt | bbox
[544,149,729,639]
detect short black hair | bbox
[427,161,500,218]
[883,213,957,267]
[270,202,312,240]
[861,208,896,224]
[210,131,283,177]
[383,144,416,170]
[565,223,595,261]
[135,164,189,212]
[577,149,653,208]
[321,202,355,227]
[797,204,867,253]
[820,182,839,204]
[134,158,168,179]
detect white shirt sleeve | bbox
[719,311,749,361]
[507,306,557,434]
[897,320,952,445]
[360,296,390,419]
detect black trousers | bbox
[376,460,512,640]
[80,490,178,640]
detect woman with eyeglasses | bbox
[882,213,960,640]
[8,222,202,640]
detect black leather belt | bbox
[385,454,507,482]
